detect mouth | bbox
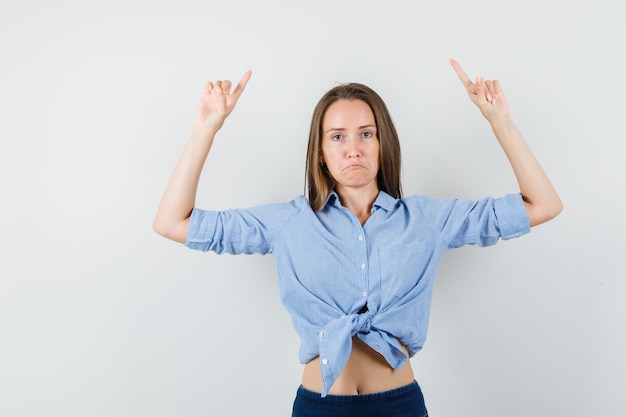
[344,163,365,170]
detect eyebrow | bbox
[324,124,377,134]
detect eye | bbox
[361,131,374,139]
[331,134,343,141]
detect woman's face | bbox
[321,99,380,195]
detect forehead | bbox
[323,99,375,128]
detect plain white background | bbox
[1,0,624,416]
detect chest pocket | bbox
[378,243,427,300]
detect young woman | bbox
[153,60,562,417]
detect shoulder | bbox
[236,195,309,213]
[396,194,455,211]
[242,195,313,226]
[190,195,311,230]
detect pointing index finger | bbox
[231,69,252,100]
[450,59,473,89]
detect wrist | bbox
[488,114,515,131]
[190,124,220,141]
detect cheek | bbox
[321,147,339,164]
[320,149,328,165]
[320,142,331,162]
[369,142,381,163]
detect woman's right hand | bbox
[153,70,252,243]
[193,70,252,133]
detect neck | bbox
[336,184,379,225]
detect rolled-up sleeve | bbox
[493,193,530,240]
[413,193,530,249]
[185,208,220,252]
[184,198,306,255]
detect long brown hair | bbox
[305,83,403,211]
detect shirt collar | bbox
[321,190,398,212]
[322,191,339,208]
[372,190,398,211]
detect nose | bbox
[346,138,361,158]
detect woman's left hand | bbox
[450,59,510,123]
[450,59,563,227]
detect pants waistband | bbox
[296,380,420,402]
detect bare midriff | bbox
[301,335,415,395]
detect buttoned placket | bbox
[356,219,369,309]
[317,201,374,376]
[336,203,372,307]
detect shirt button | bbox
[322,359,328,365]
[361,291,367,297]
[360,263,366,269]
[319,331,324,338]
[358,235,364,241]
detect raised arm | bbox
[152,70,252,243]
[450,59,562,227]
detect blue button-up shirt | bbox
[185,191,529,396]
